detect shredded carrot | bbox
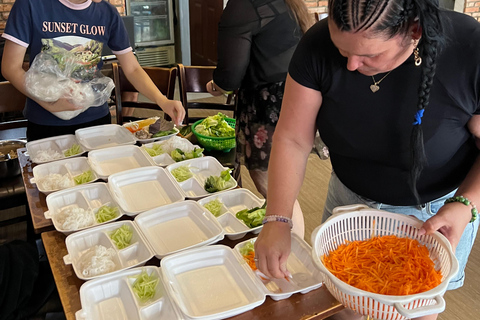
[243,251,257,271]
[322,235,442,295]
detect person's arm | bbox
[254,74,322,279]
[419,114,480,249]
[115,51,185,125]
[1,40,81,112]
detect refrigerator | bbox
[126,0,176,66]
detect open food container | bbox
[134,200,224,259]
[44,182,125,235]
[88,145,155,180]
[75,124,136,151]
[108,166,185,216]
[311,205,459,320]
[32,157,98,195]
[26,134,86,164]
[123,116,179,144]
[166,156,237,199]
[76,266,183,320]
[64,220,154,281]
[0,139,25,178]
[142,136,203,167]
[198,188,265,240]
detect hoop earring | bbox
[413,40,422,67]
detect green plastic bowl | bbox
[191,117,236,152]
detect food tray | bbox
[75,124,136,151]
[88,145,155,180]
[142,135,203,166]
[234,234,323,301]
[76,266,183,320]
[198,188,265,240]
[134,200,224,259]
[32,157,98,195]
[134,127,179,144]
[311,205,459,320]
[108,166,185,216]
[123,117,179,144]
[64,220,154,281]
[26,134,86,164]
[44,182,125,235]
[161,245,265,320]
[166,156,237,199]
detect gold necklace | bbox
[370,71,392,93]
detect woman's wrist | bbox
[444,195,478,223]
[262,215,293,229]
[210,80,233,95]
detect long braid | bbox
[328,0,446,204]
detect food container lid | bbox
[107,166,185,216]
[26,134,86,164]
[166,156,237,199]
[88,145,156,180]
[75,124,136,151]
[198,188,265,240]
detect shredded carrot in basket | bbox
[322,235,442,296]
[243,251,258,271]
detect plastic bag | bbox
[25,51,114,120]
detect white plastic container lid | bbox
[198,188,265,240]
[134,200,225,259]
[88,145,156,180]
[44,182,125,235]
[64,220,155,281]
[32,157,98,195]
[142,135,203,166]
[108,166,185,216]
[26,134,86,164]
[166,156,237,199]
[76,266,183,320]
[75,124,136,151]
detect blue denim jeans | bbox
[323,172,479,290]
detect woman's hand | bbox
[160,99,185,126]
[254,222,292,279]
[206,80,225,97]
[419,202,472,250]
[39,98,84,113]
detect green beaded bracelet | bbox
[444,196,478,223]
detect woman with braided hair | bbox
[254,0,480,319]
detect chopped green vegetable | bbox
[95,205,120,223]
[235,202,267,228]
[64,144,82,157]
[73,170,94,185]
[143,143,164,157]
[239,241,255,256]
[109,224,133,249]
[171,147,204,162]
[131,270,159,303]
[204,169,235,193]
[179,125,192,136]
[171,165,193,182]
[152,129,177,138]
[195,113,235,138]
[203,198,223,217]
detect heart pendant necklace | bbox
[370,71,392,93]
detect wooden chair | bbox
[111,62,177,125]
[177,63,236,125]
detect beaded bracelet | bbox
[262,215,293,229]
[444,196,478,223]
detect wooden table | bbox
[19,146,344,320]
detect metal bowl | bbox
[0,139,26,178]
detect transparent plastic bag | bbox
[25,51,114,120]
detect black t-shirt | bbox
[289,10,480,205]
[213,0,302,91]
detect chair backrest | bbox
[112,62,177,125]
[177,63,236,125]
[0,81,28,131]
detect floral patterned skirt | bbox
[235,81,285,171]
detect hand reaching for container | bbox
[160,99,185,126]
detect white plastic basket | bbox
[311,205,459,320]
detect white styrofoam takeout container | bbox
[166,156,237,199]
[198,188,265,240]
[26,134,86,164]
[75,124,136,151]
[134,200,225,259]
[64,220,154,281]
[122,117,179,144]
[142,135,203,166]
[108,166,185,216]
[76,266,183,320]
[44,182,125,235]
[88,145,156,180]
[32,157,98,195]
